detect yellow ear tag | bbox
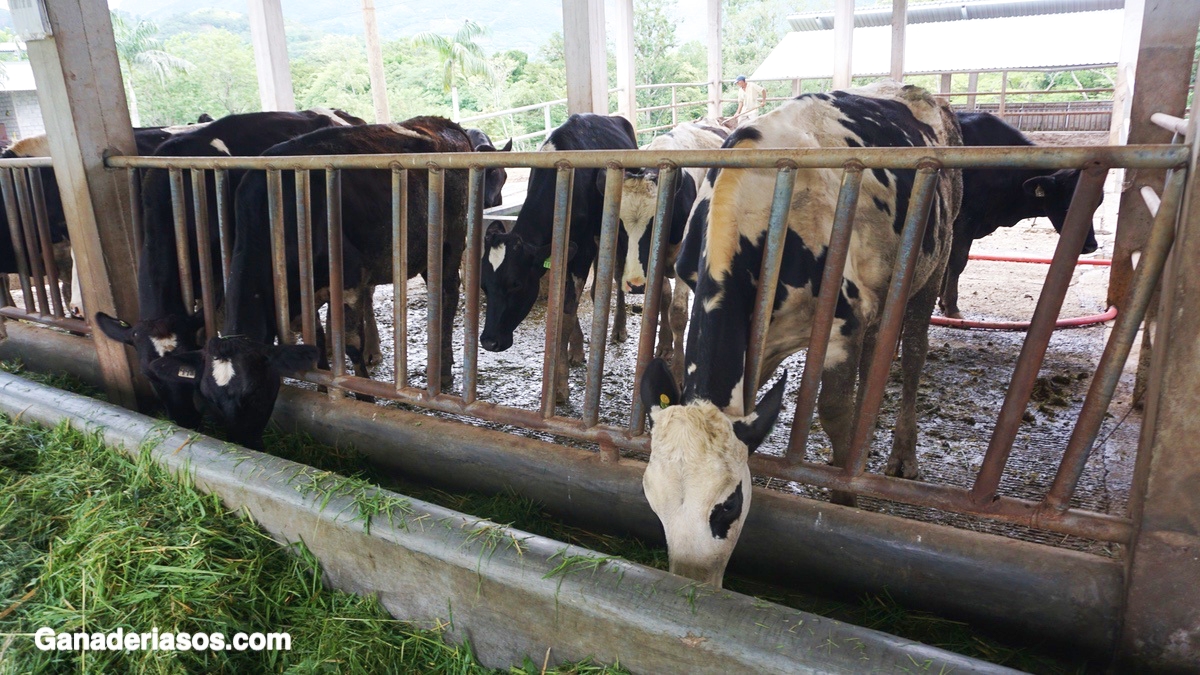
[659,394,670,409]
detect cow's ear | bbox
[1023,176,1056,199]
[94,312,135,345]
[147,351,204,384]
[733,371,788,454]
[269,344,319,373]
[501,139,513,152]
[485,220,506,242]
[639,357,680,420]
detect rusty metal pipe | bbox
[743,164,797,412]
[0,306,90,334]
[629,165,678,434]
[1,169,36,311]
[327,169,346,382]
[393,168,409,392]
[106,145,1189,172]
[842,165,940,476]
[29,170,65,318]
[426,166,446,398]
[540,165,574,417]
[1044,168,1187,509]
[463,167,484,404]
[266,169,292,345]
[14,168,51,316]
[294,170,317,348]
[969,164,1109,505]
[190,170,217,338]
[786,165,863,461]
[584,165,624,428]
[168,168,196,317]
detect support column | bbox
[24,0,143,408]
[1110,0,1146,145]
[890,0,906,82]
[833,0,854,89]
[1118,86,1200,672]
[248,0,296,112]
[362,0,390,123]
[707,0,721,118]
[614,0,637,133]
[966,72,979,108]
[563,0,607,114]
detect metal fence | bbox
[48,139,1176,553]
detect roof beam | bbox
[248,0,296,112]
[833,0,853,88]
[890,0,907,81]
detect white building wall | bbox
[11,90,45,139]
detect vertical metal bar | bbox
[266,168,292,345]
[584,164,624,427]
[786,165,862,461]
[215,169,234,295]
[426,165,446,398]
[544,105,553,139]
[14,168,51,315]
[841,164,941,476]
[969,164,1108,504]
[393,168,409,392]
[1044,168,1185,509]
[1,169,36,311]
[168,168,196,316]
[671,86,678,126]
[540,164,575,418]
[294,170,317,348]
[743,164,798,413]
[327,168,345,379]
[190,169,216,338]
[29,169,65,318]
[629,165,679,434]
[127,168,143,263]
[463,166,485,404]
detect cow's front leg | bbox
[668,279,689,385]
[654,281,673,360]
[361,285,382,370]
[438,254,462,390]
[611,257,628,343]
[819,329,865,507]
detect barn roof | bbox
[788,0,1125,32]
[753,5,1123,81]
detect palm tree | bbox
[411,20,494,120]
[110,12,191,126]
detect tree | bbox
[133,29,258,125]
[411,19,494,120]
[111,12,192,126]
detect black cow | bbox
[220,117,483,434]
[480,113,637,404]
[940,112,1101,318]
[147,336,318,449]
[95,109,366,429]
[465,128,513,210]
[644,83,963,587]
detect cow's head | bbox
[1023,170,1100,255]
[95,311,206,428]
[618,169,660,294]
[478,138,513,210]
[639,358,787,588]
[147,336,318,450]
[479,222,576,352]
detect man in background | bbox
[734,75,766,124]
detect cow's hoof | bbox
[365,350,383,369]
[885,456,920,480]
[611,326,628,343]
[941,309,963,320]
[655,345,673,361]
[440,374,455,390]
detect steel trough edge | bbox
[0,370,1025,674]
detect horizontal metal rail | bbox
[106,145,1188,172]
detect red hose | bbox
[932,254,1116,330]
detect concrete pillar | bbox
[1109,0,1146,145]
[362,0,390,123]
[613,0,637,132]
[890,0,906,82]
[24,0,145,408]
[563,0,607,114]
[833,0,854,89]
[248,0,296,112]
[707,0,721,118]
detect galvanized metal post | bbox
[168,168,195,316]
[584,165,624,428]
[426,165,446,398]
[463,167,485,404]
[326,168,345,384]
[294,170,317,348]
[392,168,409,393]
[189,170,217,338]
[266,168,291,344]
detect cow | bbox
[95,109,367,429]
[219,116,483,440]
[641,82,963,587]
[480,113,638,404]
[146,336,318,449]
[616,121,727,382]
[465,128,513,210]
[940,112,1101,318]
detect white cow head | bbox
[618,169,659,292]
[639,358,787,587]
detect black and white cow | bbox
[615,121,727,380]
[95,109,366,429]
[222,116,482,410]
[147,336,318,449]
[465,128,513,210]
[642,82,963,587]
[940,112,1101,318]
[480,113,638,403]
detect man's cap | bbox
[735,75,747,82]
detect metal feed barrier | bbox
[48,140,1179,550]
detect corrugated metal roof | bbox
[753,9,1122,80]
[789,0,1124,31]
